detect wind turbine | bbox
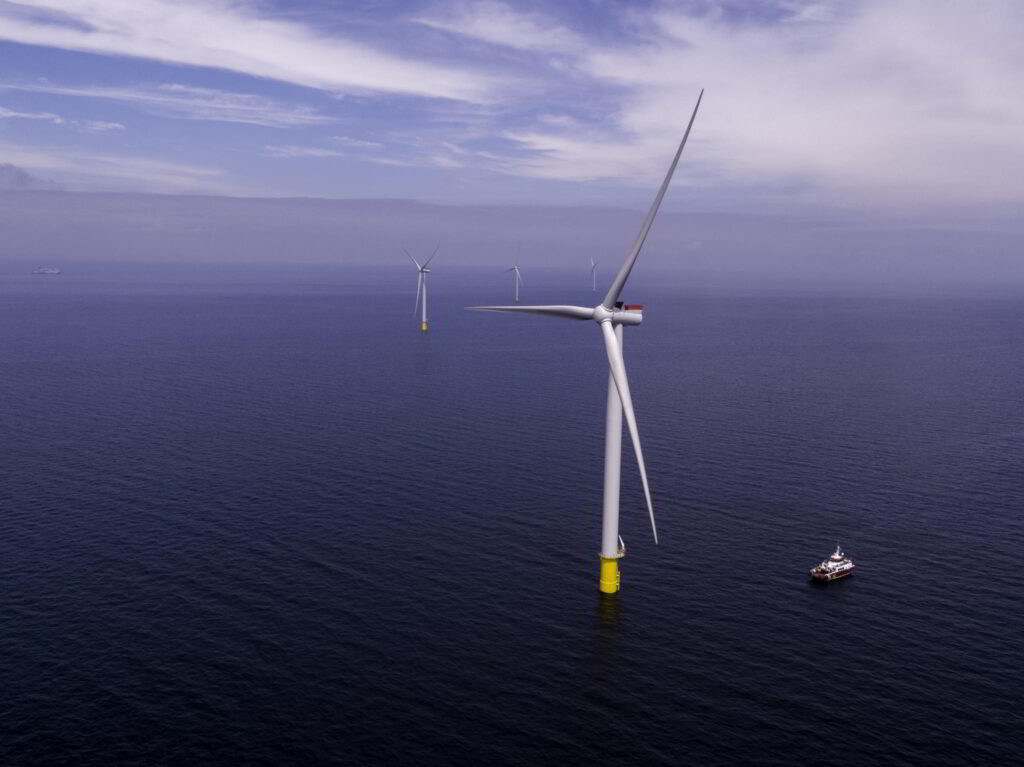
[468,90,702,594]
[505,262,523,302]
[590,257,598,292]
[405,246,437,332]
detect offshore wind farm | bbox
[5,262,1021,766]
[3,2,1023,766]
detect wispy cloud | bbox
[3,0,1023,209]
[0,104,122,133]
[432,0,1024,207]
[261,145,343,159]
[0,0,494,101]
[261,135,389,160]
[2,82,332,128]
[329,135,383,149]
[413,1,583,53]
[0,162,62,190]
[79,120,124,132]
[0,141,238,194]
[499,131,669,183]
[0,105,65,124]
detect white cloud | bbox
[262,145,343,158]
[481,0,1024,207]
[0,105,65,123]
[0,0,493,101]
[329,135,383,149]
[501,131,668,183]
[413,1,582,53]
[79,120,124,132]
[0,103,126,133]
[261,136,386,161]
[0,141,239,194]
[3,0,1022,210]
[1,82,332,128]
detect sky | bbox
[1,0,1022,208]
[0,0,1022,283]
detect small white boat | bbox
[31,267,62,275]
[810,544,855,581]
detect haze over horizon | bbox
[1,190,1021,292]
[1,0,1022,287]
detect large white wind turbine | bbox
[590,257,598,292]
[469,91,703,594]
[505,262,523,302]
[405,246,437,332]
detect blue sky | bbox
[1,0,1022,216]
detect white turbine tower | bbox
[505,262,523,302]
[469,91,702,594]
[405,246,437,332]
[590,257,598,292]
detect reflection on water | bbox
[595,592,623,637]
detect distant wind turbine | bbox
[505,262,523,302]
[405,246,437,332]
[468,90,703,594]
[590,257,598,292]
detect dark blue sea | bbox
[2,267,1022,765]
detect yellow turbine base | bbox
[420,321,429,332]
[599,555,621,594]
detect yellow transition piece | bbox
[599,555,621,594]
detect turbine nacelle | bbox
[593,303,643,327]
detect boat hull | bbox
[810,566,855,581]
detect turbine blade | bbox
[403,247,421,270]
[504,267,516,273]
[467,305,594,320]
[414,271,423,315]
[602,89,703,310]
[423,245,439,268]
[599,321,657,544]
[516,270,524,286]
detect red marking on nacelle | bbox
[624,304,645,310]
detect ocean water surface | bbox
[1,268,1021,765]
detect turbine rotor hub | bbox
[593,303,643,326]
